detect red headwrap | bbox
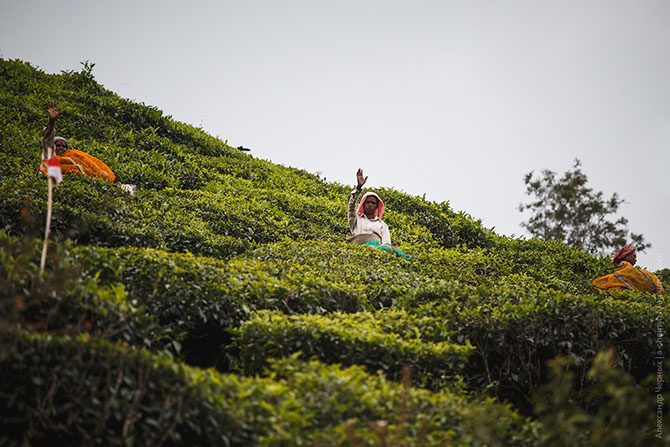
[612,245,636,266]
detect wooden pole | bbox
[39,147,54,276]
[39,178,54,275]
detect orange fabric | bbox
[40,149,115,183]
[592,261,664,294]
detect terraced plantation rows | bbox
[1,58,668,446]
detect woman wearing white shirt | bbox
[347,169,410,259]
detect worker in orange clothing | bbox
[592,245,664,294]
[39,104,116,182]
[39,104,135,194]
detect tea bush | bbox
[0,328,282,446]
[533,350,669,446]
[38,236,631,375]
[232,310,472,390]
[0,329,540,447]
[0,233,170,353]
[415,288,669,412]
[269,356,540,447]
[229,286,668,412]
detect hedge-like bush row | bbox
[245,239,609,303]
[232,310,472,390]
[0,328,278,446]
[269,356,540,447]
[74,244,278,369]
[70,238,610,361]
[0,172,486,256]
[225,285,669,413]
[71,237,610,371]
[414,288,670,413]
[0,329,539,447]
[0,233,171,353]
[0,176,249,258]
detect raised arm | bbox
[41,104,60,160]
[348,168,368,232]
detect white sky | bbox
[2,0,668,269]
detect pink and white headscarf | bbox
[357,192,385,219]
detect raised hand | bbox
[356,168,368,190]
[44,103,60,120]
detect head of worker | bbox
[612,245,637,267]
[357,192,385,221]
[54,136,68,156]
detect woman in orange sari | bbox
[592,245,664,294]
[40,136,116,182]
[39,104,116,183]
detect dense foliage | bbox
[1,58,668,445]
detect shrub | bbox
[0,329,283,446]
[2,57,666,443]
[232,310,472,390]
[533,350,669,446]
[0,233,170,353]
[268,356,539,447]
[415,288,670,413]
[0,329,538,447]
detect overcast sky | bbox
[2,0,668,269]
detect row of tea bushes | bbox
[0,176,248,258]
[414,288,669,412]
[1,170,503,257]
[3,228,642,383]
[269,356,539,447]
[0,328,282,446]
[0,328,539,447]
[74,244,283,369]
[70,238,613,372]
[1,170,489,259]
[0,233,171,353]
[226,284,668,413]
[245,239,609,302]
[73,238,607,336]
[232,310,472,390]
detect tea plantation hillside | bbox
[1,58,668,446]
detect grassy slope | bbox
[1,58,668,446]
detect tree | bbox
[519,159,650,254]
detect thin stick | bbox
[39,147,54,276]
